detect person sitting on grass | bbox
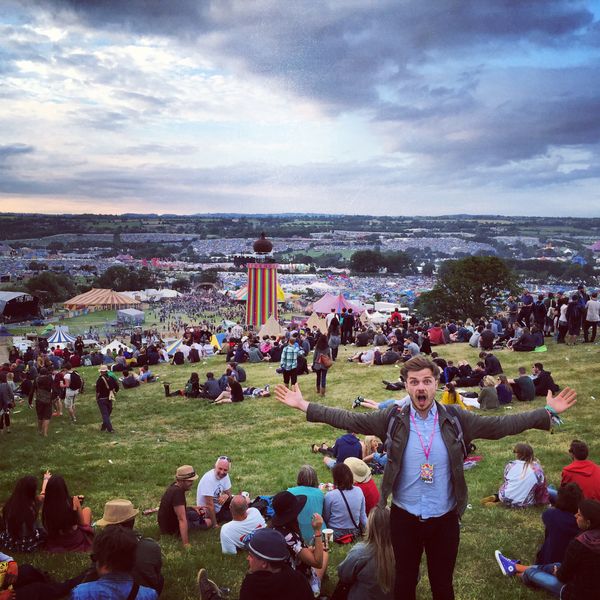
[440,382,470,410]
[335,505,395,600]
[157,465,211,549]
[477,375,500,410]
[496,374,513,405]
[494,498,600,599]
[344,457,381,515]
[95,499,164,595]
[212,376,244,404]
[271,491,328,597]
[311,431,362,469]
[536,483,583,565]
[71,526,157,600]
[42,473,94,553]
[287,465,325,545]
[0,475,46,553]
[121,369,140,389]
[219,495,266,555]
[164,373,201,398]
[323,463,367,541]
[482,443,549,508]
[236,528,314,600]
[137,365,157,383]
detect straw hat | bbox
[175,465,199,481]
[96,499,139,526]
[344,457,372,483]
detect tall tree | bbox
[415,256,517,320]
[25,272,77,304]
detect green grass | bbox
[1,340,599,599]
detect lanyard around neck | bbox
[410,410,438,461]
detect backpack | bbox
[384,403,474,460]
[69,371,83,391]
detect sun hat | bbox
[96,499,139,526]
[271,491,307,527]
[98,365,108,372]
[245,528,289,562]
[344,457,372,483]
[175,465,199,481]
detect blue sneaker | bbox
[495,550,517,576]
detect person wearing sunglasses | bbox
[197,456,233,528]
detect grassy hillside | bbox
[1,340,598,599]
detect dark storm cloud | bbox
[27,0,600,168]
[0,144,34,161]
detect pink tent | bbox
[312,293,364,314]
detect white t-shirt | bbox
[219,508,266,554]
[197,470,232,512]
[586,299,600,322]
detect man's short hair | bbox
[230,495,248,518]
[92,526,138,573]
[533,362,543,371]
[518,366,527,375]
[400,355,440,380]
[570,439,589,460]
[555,482,583,514]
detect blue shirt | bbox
[287,485,325,543]
[393,403,456,519]
[71,573,157,600]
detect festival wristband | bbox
[544,405,563,428]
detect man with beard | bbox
[275,356,577,600]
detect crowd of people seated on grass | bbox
[4,432,599,600]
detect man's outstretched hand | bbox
[546,387,577,414]
[274,383,309,413]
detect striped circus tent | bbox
[46,326,76,346]
[64,288,140,311]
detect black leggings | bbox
[0,411,10,430]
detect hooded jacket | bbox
[534,370,560,396]
[562,460,600,501]
[332,433,362,465]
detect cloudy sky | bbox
[1,0,600,216]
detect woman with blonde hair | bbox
[478,375,499,409]
[482,442,549,508]
[336,505,395,599]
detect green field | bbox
[1,341,598,599]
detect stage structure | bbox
[246,233,279,328]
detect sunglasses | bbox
[218,455,232,463]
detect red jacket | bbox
[428,326,446,345]
[355,479,380,516]
[561,460,600,501]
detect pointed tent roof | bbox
[257,314,284,338]
[312,292,364,314]
[64,288,140,310]
[305,312,328,334]
[47,326,76,345]
[101,340,132,354]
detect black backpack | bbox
[69,371,83,391]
